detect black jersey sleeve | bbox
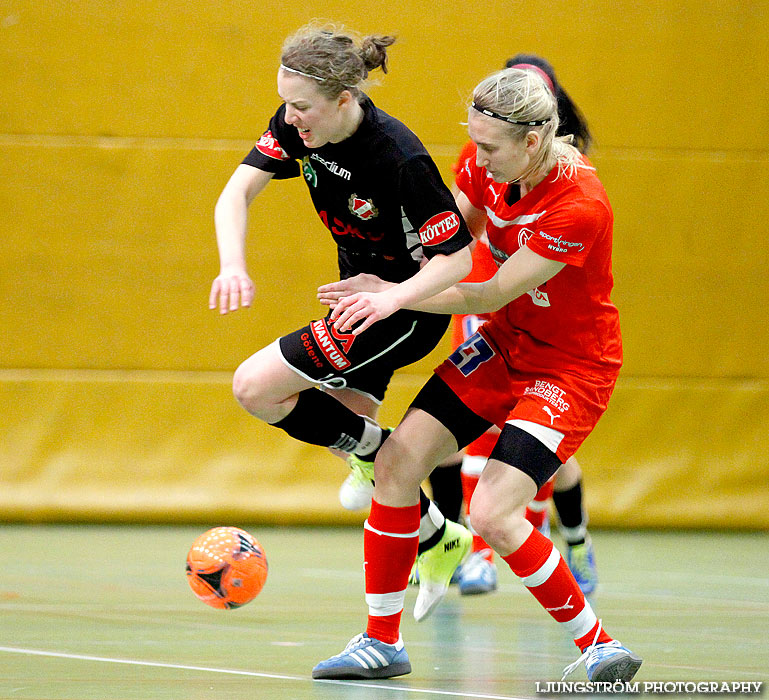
[241,105,301,180]
[399,156,473,259]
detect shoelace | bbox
[561,619,602,680]
[333,633,366,658]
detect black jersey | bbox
[242,96,472,283]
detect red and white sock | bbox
[525,477,554,531]
[502,527,612,649]
[364,499,420,644]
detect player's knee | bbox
[373,434,424,492]
[232,362,251,405]
[470,486,528,550]
[232,360,271,414]
[372,439,402,486]
[469,500,505,548]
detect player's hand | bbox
[317,274,393,308]
[209,270,255,314]
[330,291,399,335]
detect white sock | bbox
[355,416,383,456]
[419,500,445,543]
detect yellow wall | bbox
[1,0,767,528]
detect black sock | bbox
[552,481,585,545]
[271,389,369,451]
[419,488,431,517]
[428,461,463,523]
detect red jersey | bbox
[455,145,622,375]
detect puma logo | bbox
[546,595,574,612]
[542,406,561,425]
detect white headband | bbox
[279,63,360,89]
[280,64,325,82]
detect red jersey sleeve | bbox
[454,150,487,212]
[525,196,611,267]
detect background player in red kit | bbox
[210,24,474,560]
[315,66,642,683]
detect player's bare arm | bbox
[317,273,395,308]
[409,246,565,316]
[323,246,563,320]
[209,165,274,314]
[454,190,488,240]
[330,246,472,335]
[318,196,482,310]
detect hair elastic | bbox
[471,102,551,126]
[510,63,556,94]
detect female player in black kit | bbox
[209,23,475,596]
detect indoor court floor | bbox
[0,525,766,699]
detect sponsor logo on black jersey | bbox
[302,157,318,187]
[419,211,460,246]
[348,195,379,221]
[311,153,352,181]
[255,131,290,160]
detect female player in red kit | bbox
[449,55,600,597]
[315,65,641,683]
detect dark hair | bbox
[505,54,592,154]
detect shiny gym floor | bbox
[1,525,766,699]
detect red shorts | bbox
[434,325,619,463]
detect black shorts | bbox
[278,310,450,403]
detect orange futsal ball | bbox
[186,526,268,609]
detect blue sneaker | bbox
[567,537,598,596]
[312,633,411,680]
[457,550,498,595]
[585,640,642,681]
